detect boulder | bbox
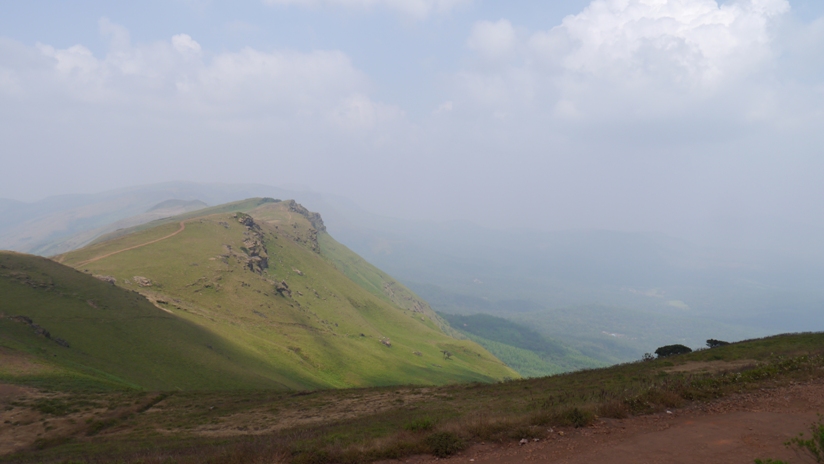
[93,275,117,285]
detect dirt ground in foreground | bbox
[382,380,824,464]
[3,377,824,462]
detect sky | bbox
[1,0,823,252]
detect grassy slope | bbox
[0,252,305,391]
[313,230,464,338]
[439,313,604,377]
[49,200,515,390]
[4,331,824,464]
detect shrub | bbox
[425,432,465,457]
[707,339,730,348]
[530,406,594,428]
[33,398,74,416]
[86,418,117,436]
[404,418,435,432]
[786,415,824,463]
[291,448,330,464]
[655,344,693,358]
[556,407,595,428]
[597,400,629,419]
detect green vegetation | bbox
[404,417,435,432]
[787,415,824,462]
[2,199,515,391]
[756,415,824,464]
[0,252,306,391]
[440,312,604,377]
[707,338,731,348]
[425,431,465,457]
[4,331,824,463]
[655,344,693,358]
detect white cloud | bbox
[98,17,131,51]
[0,19,411,210]
[467,19,517,60]
[0,68,20,97]
[532,0,790,85]
[327,94,404,131]
[262,0,470,19]
[456,0,804,126]
[6,20,400,131]
[37,44,100,76]
[433,100,453,114]
[172,34,202,55]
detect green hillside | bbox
[6,199,515,391]
[0,252,306,391]
[4,328,823,463]
[439,313,604,377]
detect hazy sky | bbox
[1,0,823,250]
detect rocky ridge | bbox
[4,315,69,348]
[234,213,269,274]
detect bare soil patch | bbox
[0,386,80,455]
[0,387,162,456]
[383,380,824,464]
[164,389,435,437]
[664,359,759,374]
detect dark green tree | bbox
[654,344,692,358]
[706,339,730,348]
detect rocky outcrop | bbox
[275,280,292,298]
[382,281,427,314]
[93,275,117,285]
[235,213,269,274]
[7,315,69,348]
[133,276,152,287]
[284,200,326,232]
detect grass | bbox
[439,312,605,377]
[4,331,824,463]
[0,252,302,391]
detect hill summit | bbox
[1,198,515,391]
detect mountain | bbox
[0,182,316,256]
[28,199,210,257]
[0,198,515,391]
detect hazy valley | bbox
[6,181,821,369]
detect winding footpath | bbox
[75,221,186,266]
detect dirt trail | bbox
[384,380,824,464]
[75,221,186,266]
